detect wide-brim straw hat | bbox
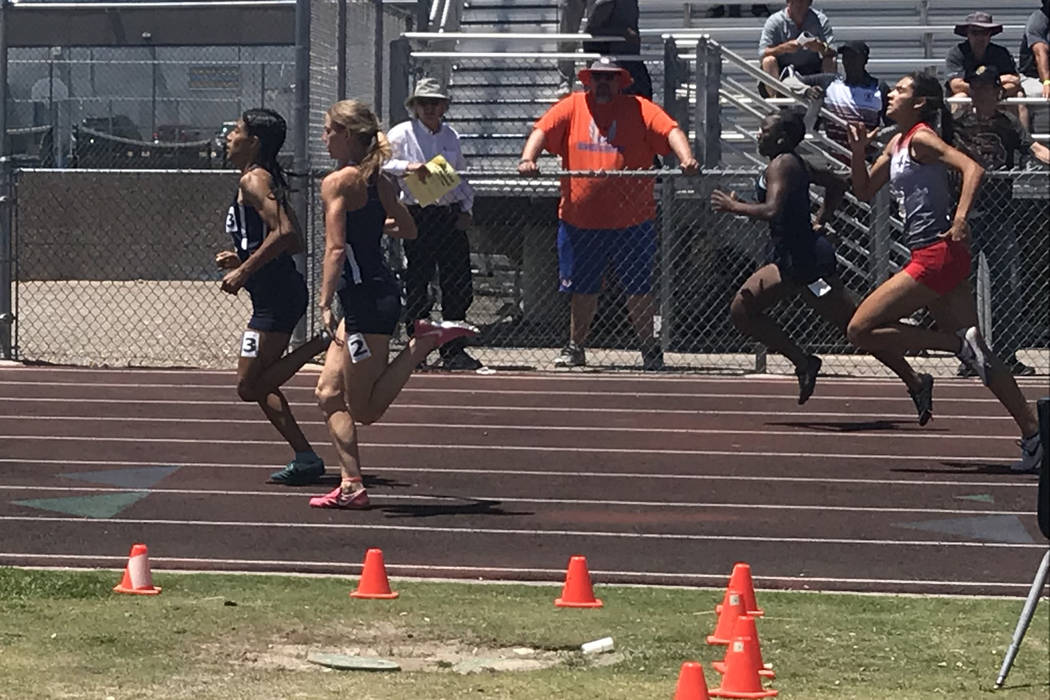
[577,57,633,89]
[405,77,450,110]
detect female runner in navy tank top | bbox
[215,108,331,486]
[309,100,478,509]
[711,109,933,422]
[847,72,1042,472]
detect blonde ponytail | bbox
[326,99,391,183]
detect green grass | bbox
[0,567,1047,699]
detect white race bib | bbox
[240,330,260,358]
[346,332,372,363]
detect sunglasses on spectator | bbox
[967,29,993,36]
[590,73,618,82]
[416,97,447,106]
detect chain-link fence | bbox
[10,166,1045,374]
[5,46,295,168]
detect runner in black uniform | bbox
[711,109,934,422]
[215,108,331,485]
[309,100,477,509]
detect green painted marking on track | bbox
[12,491,150,519]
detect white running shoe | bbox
[1011,433,1044,474]
[955,326,991,386]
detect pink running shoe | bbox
[414,319,479,349]
[308,485,371,509]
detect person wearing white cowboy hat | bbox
[518,56,699,372]
[945,10,1023,110]
[383,77,483,371]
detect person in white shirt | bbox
[384,78,481,371]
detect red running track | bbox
[0,365,1044,595]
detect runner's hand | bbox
[710,189,740,213]
[942,217,971,245]
[320,306,341,345]
[220,267,247,295]
[215,250,240,270]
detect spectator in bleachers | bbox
[384,78,482,371]
[951,64,1049,377]
[758,0,836,85]
[1018,1,1050,110]
[800,41,891,161]
[945,12,1024,111]
[705,4,770,18]
[518,58,699,370]
[558,0,652,100]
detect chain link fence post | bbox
[0,156,13,359]
[872,187,892,285]
[291,0,311,347]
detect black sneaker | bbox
[1009,359,1036,377]
[442,349,483,371]
[554,343,586,368]
[795,355,822,405]
[642,347,665,371]
[909,373,934,426]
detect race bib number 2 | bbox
[346,332,372,364]
[240,330,260,358]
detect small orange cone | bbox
[555,555,603,608]
[709,634,778,698]
[350,548,399,599]
[113,543,161,595]
[724,563,764,617]
[674,661,712,700]
[706,588,746,645]
[713,616,774,679]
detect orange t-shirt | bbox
[534,93,678,229]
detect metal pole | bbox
[0,0,12,359]
[373,0,384,119]
[658,37,680,359]
[388,37,412,127]
[994,549,1049,688]
[337,0,347,100]
[290,0,310,345]
[150,43,157,137]
[872,188,892,285]
[260,63,266,108]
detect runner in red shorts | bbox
[846,71,1043,473]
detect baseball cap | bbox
[966,64,1001,86]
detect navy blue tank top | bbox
[341,178,393,288]
[224,194,300,294]
[756,152,816,245]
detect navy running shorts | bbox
[557,220,656,296]
[766,234,838,286]
[338,279,402,336]
[247,271,308,334]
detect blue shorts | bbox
[557,220,656,296]
[338,279,402,336]
[247,272,307,334]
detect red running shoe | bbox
[414,319,479,349]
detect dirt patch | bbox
[224,639,620,674]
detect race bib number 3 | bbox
[240,330,260,358]
[346,332,372,364]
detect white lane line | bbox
[0,554,1035,590]
[0,435,1016,460]
[0,484,1032,516]
[0,397,1018,421]
[0,380,1019,403]
[0,416,1019,441]
[0,458,1031,487]
[0,515,1041,549]
[0,553,1033,590]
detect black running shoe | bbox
[795,355,822,405]
[909,373,934,426]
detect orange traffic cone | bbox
[724,563,764,617]
[709,634,778,698]
[350,548,399,599]
[555,555,603,608]
[113,543,161,595]
[713,616,774,679]
[674,661,712,700]
[706,588,746,645]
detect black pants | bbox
[405,204,474,356]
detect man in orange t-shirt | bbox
[519,58,698,370]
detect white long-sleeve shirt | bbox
[384,118,474,213]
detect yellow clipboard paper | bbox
[404,154,461,206]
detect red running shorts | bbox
[903,238,971,295]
